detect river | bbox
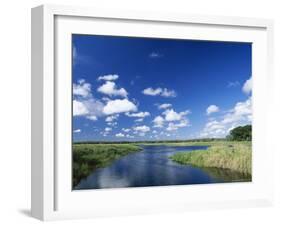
[75,145,250,189]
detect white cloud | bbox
[206,105,220,115]
[74,98,104,119]
[142,87,176,97]
[222,98,251,124]
[142,87,162,96]
[73,129,81,133]
[166,123,179,131]
[163,109,190,122]
[97,81,128,97]
[161,88,176,97]
[163,109,181,121]
[158,103,172,109]
[105,127,112,132]
[115,133,125,137]
[242,77,252,94]
[166,119,190,131]
[98,74,119,81]
[200,98,252,138]
[135,118,144,122]
[73,79,92,98]
[73,79,105,121]
[133,125,150,133]
[125,111,150,118]
[200,120,227,138]
[153,109,191,130]
[153,116,165,128]
[86,115,98,121]
[105,114,119,122]
[103,99,137,115]
[122,128,131,133]
[73,100,89,116]
[107,121,117,127]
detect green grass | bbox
[73,143,141,187]
[170,141,251,175]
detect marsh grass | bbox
[73,143,141,187]
[171,141,251,175]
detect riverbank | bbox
[73,143,141,187]
[170,141,251,175]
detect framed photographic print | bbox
[31,4,274,221]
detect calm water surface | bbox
[75,145,250,190]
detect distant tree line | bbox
[226,125,252,141]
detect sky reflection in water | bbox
[75,145,249,190]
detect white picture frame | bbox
[31,4,274,221]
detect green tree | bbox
[227,125,252,141]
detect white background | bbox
[0,0,280,225]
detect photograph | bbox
[72,34,252,190]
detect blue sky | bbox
[72,34,252,142]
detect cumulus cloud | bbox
[107,121,117,127]
[133,125,150,133]
[242,77,252,94]
[158,103,172,109]
[134,126,148,132]
[103,99,137,115]
[73,98,104,119]
[73,129,81,133]
[153,109,190,131]
[105,127,112,132]
[73,100,89,116]
[142,87,176,97]
[73,79,105,121]
[161,88,176,97]
[125,111,150,118]
[73,78,139,125]
[163,109,190,122]
[97,81,128,97]
[105,114,119,122]
[222,98,251,124]
[142,87,162,96]
[153,116,165,128]
[86,115,98,121]
[166,119,189,131]
[122,128,131,133]
[73,79,92,98]
[98,74,119,81]
[115,133,125,137]
[206,105,220,115]
[200,98,252,138]
[199,120,226,138]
